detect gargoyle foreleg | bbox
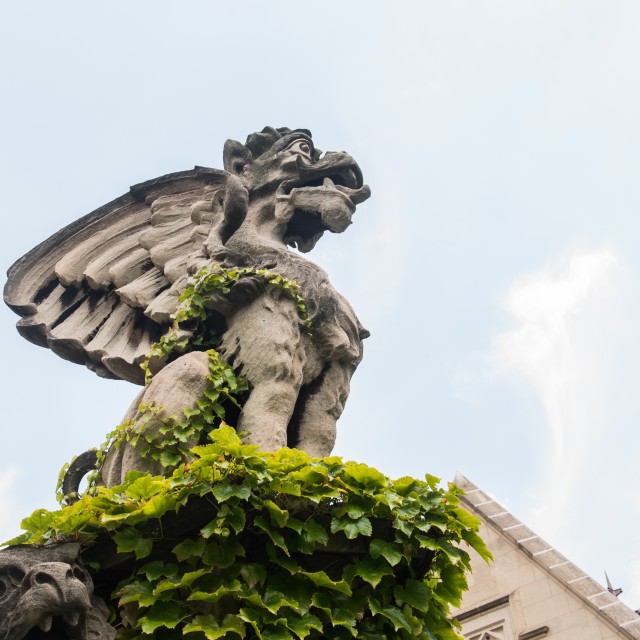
[220,292,306,452]
[289,361,356,458]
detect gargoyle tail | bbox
[61,449,99,504]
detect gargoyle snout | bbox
[24,562,90,604]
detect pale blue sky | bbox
[1,1,639,606]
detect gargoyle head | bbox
[0,544,114,640]
[223,126,371,252]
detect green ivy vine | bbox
[11,426,491,640]
[142,265,311,384]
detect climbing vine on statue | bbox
[72,264,309,492]
[10,426,491,640]
[142,265,312,384]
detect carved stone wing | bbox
[4,167,228,384]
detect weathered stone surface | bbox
[453,474,640,639]
[0,543,116,640]
[4,127,370,473]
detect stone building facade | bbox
[453,475,640,639]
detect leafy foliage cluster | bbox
[13,426,490,640]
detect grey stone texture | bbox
[4,127,371,472]
[0,543,116,640]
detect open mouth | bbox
[25,609,85,639]
[285,208,327,249]
[281,161,370,252]
[283,160,364,194]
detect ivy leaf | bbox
[343,463,387,489]
[261,625,294,640]
[202,540,245,567]
[461,528,493,562]
[137,560,169,581]
[160,450,184,468]
[139,601,186,634]
[117,579,156,606]
[334,503,366,520]
[99,510,138,524]
[260,589,300,614]
[114,527,152,559]
[200,519,223,539]
[330,608,358,634]
[330,515,372,539]
[300,570,351,596]
[223,504,248,534]
[125,475,166,501]
[238,607,277,636]
[302,519,328,547]
[433,539,462,562]
[172,537,206,561]
[139,601,185,633]
[347,557,393,588]
[188,579,243,603]
[142,493,175,518]
[283,612,323,639]
[395,502,420,519]
[184,614,246,640]
[208,424,243,446]
[255,515,290,555]
[393,476,418,496]
[370,539,403,566]
[212,480,251,503]
[240,563,267,589]
[264,499,289,527]
[20,509,53,534]
[368,599,411,632]
[285,516,303,534]
[425,473,441,489]
[435,564,468,608]
[414,513,448,532]
[288,466,328,486]
[394,579,432,612]
[418,491,444,510]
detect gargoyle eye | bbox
[286,139,312,159]
[0,565,25,598]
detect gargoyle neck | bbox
[235,192,288,248]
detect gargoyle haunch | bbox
[4,127,370,480]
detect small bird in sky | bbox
[605,572,623,597]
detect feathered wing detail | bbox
[4,167,228,384]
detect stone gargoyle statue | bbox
[4,127,370,485]
[0,543,116,640]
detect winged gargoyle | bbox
[4,127,370,484]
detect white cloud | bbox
[491,248,621,536]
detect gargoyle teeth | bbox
[64,610,81,626]
[39,616,53,632]
[323,176,335,187]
